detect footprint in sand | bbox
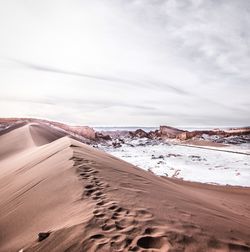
[134,208,154,221]
[96,199,108,206]
[76,161,173,252]
[135,235,171,251]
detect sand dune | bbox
[0,123,250,251]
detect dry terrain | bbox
[0,123,250,251]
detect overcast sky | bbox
[0,0,249,126]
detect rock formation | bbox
[66,126,96,140]
[1,118,249,145]
[129,129,148,138]
[159,126,185,138]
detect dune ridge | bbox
[0,123,250,252]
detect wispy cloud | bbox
[5,57,189,96]
[0,0,249,126]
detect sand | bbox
[0,123,250,252]
[183,139,228,148]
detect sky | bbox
[0,0,250,127]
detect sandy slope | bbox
[0,124,250,252]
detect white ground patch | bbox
[101,140,250,186]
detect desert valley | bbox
[1,1,250,251]
[0,118,249,252]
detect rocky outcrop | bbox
[129,129,148,138]
[159,126,185,138]
[224,127,250,135]
[176,128,250,141]
[148,130,161,139]
[95,132,112,141]
[66,126,96,140]
[128,129,161,139]
[176,131,199,140]
[1,118,249,144]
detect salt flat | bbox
[102,138,250,186]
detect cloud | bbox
[5,57,189,95]
[0,0,249,126]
